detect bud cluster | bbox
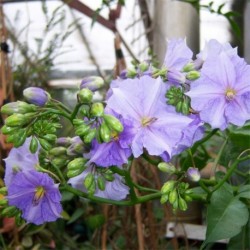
[165,86,191,115]
[160,180,193,211]
[83,167,115,195]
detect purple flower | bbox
[107,76,198,161]
[85,117,134,167]
[173,115,204,155]
[4,137,39,187]
[68,166,129,201]
[163,38,193,70]
[186,52,250,130]
[23,87,50,106]
[7,170,62,225]
[163,39,193,84]
[196,39,246,69]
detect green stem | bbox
[51,163,66,184]
[133,182,158,193]
[142,153,161,166]
[37,166,61,183]
[192,128,219,152]
[39,108,71,120]
[198,180,211,194]
[60,184,161,206]
[210,155,250,195]
[188,149,196,168]
[0,234,7,250]
[51,99,72,114]
[212,137,228,171]
[70,103,83,121]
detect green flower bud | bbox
[13,129,27,147]
[1,101,36,115]
[139,61,149,72]
[84,173,95,190]
[73,119,85,126]
[30,137,39,154]
[1,206,19,217]
[169,189,178,205]
[38,138,52,151]
[126,67,137,78]
[84,129,96,144]
[160,194,169,204]
[5,114,30,127]
[103,114,123,133]
[181,102,189,115]
[184,194,193,202]
[104,173,115,182]
[52,156,69,168]
[178,197,188,211]
[100,122,111,143]
[161,180,176,194]
[186,70,200,80]
[0,198,8,206]
[75,124,90,137]
[49,147,67,156]
[0,187,7,195]
[176,101,183,113]
[15,212,25,226]
[97,176,106,191]
[90,103,104,117]
[67,167,86,178]
[67,158,87,171]
[182,62,195,72]
[1,125,17,135]
[42,134,57,143]
[78,88,93,103]
[157,162,176,174]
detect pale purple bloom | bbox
[23,87,50,106]
[163,38,193,70]
[107,76,199,161]
[163,39,193,84]
[186,167,201,182]
[4,137,39,187]
[186,52,250,130]
[85,117,134,167]
[7,170,62,225]
[173,115,204,155]
[68,166,129,201]
[196,39,246,69]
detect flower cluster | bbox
[1,38,250,229]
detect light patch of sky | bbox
[4,0,148,73]
[200,0,232,50]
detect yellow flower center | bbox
[225,89,236,101]
[33,186,45,205]
[141,117,157,127]
[111,131,119,141]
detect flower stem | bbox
[210,155,250,196]
[142,153,161,166]
[70,103,83,121]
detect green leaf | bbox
[228,217,250,250]
[85,214,105,230]
[203,185,249,248]
[236,185,250,199]
[67,208,84,225]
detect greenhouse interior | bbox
[0,0,250,249]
